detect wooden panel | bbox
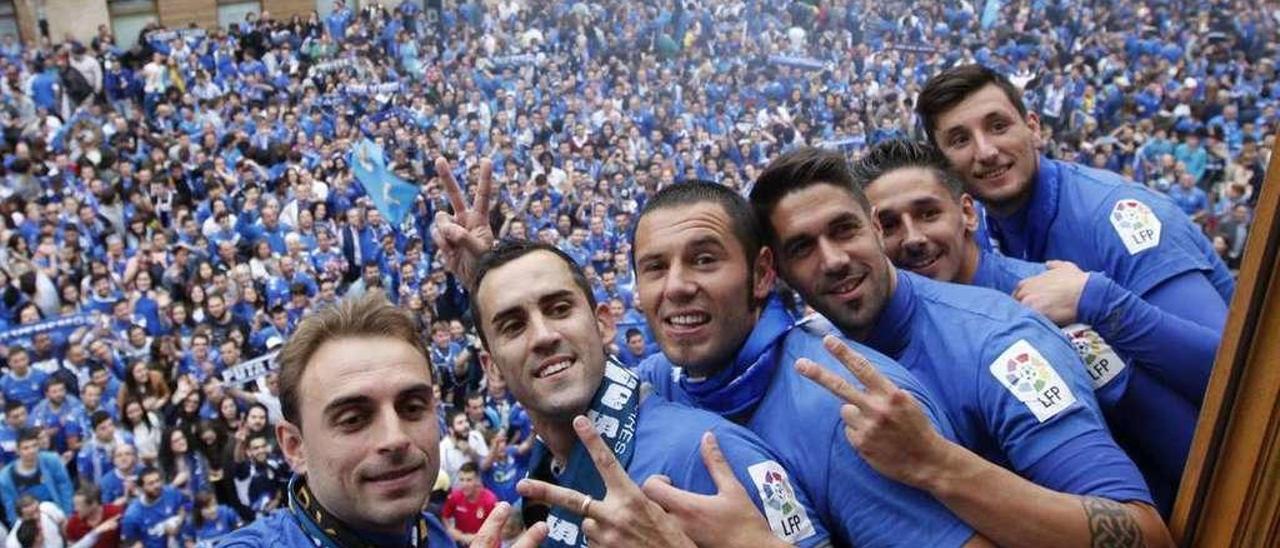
[157,0,218,30]
[262,0,313,20]
[45,0,111,44]
[1173,135,1280,545]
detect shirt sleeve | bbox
[979,325,1150,503]
[1091,192,1216,298]
[820,414,975,547]
[675,423,829,547]
[1079,271,1223,405]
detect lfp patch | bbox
[990,339,1077,422]
[1063,324,1127,389]
[1110,199,1162,255]
[747,461,815,543]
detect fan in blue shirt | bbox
[0,348,49,410]
[121,468,190,548]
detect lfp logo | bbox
[1110,199,1162,255]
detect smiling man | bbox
[750,146,1170,548]
[217,291,453,547]
[917,66,1232,513]
[632,182,983,547]
[858,139,1209,512]
[471,240,824,548]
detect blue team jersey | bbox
[988,157,1234,302]
[122,486,190,548]
[185,505,240,542]
[482,446,523,504]
[529,393,828,547]
[1,369,49,409]
[31,397,85,453]
[865,271,1152,503]
[218,506,452,547]
[640,320,975,547]
[99,467,139,504]
[968,249,1197,513]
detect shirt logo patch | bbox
[747,461,815,543]
[1063,324,1127,389]
[990,339,1077,422]
[546,515,580,545]
[1110,199,1162,255]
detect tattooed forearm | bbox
[1082,496,1147,548]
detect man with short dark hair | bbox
[857,139,1209,513]
[750,145,1169,547]
[121,467,186,548]
[918,65,1233,511]
[443,461,498,544]
[65,483,123,548]
[0,428,73,522]
[626,180,981,546]
[434,160,825,547]
[76,410,132,486]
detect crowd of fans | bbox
[0,0,1273,544]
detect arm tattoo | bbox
[1082,496,1146,548]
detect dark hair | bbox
[625,328,643,340]
[916,64,1028,146]
[632,181,762,269]
[42,376,66,394]
[17,427,39,445]
[193,490,217,527]
[5,400,25,416]
[15,518,38,547]
[139,466,162,483]
[90,410,113,429]
[459,461,480,476]
[852,140,966,199]
[472,240,597,348]
[750,146,870,243]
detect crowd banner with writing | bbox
[220,351,280,386]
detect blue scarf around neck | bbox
[677,296,793,420]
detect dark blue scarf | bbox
[677,296,793,420]
[529,359,641,548]
[987,156,1062,262]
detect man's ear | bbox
[960,194,980,236]
[596,302,617,345]
[277,420,306,474]
[752,246,776,303]
[478,350,499,381]
[1025,111,1044,150]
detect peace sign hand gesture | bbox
[516,416,695,548]
[430,156,495,290]
[795,335,952,490]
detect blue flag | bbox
[982,0,1003,30]
[349,139,419,226]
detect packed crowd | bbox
[0,0,1273,544]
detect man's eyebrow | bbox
[322,394,371,417]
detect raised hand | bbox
[641,432,789,548]
[516,416,696,548]
[430,157,495,289]
[795,335,951,490]
[471,502,548,548]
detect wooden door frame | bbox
[1173,141,1280,545]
